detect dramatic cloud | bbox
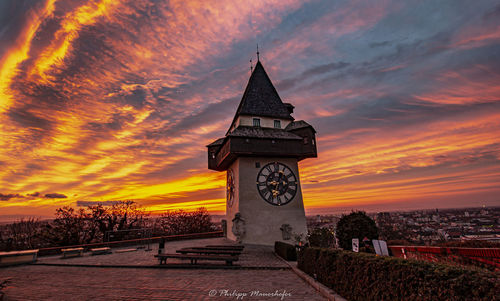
[44,193,67,199]
[0,193,23,201]
[0,0,499,218]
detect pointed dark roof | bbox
[227,61,293,133]
[236,61,292,119]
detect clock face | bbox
[226,169,235,208]
[256,162,297,206]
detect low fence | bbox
[389,245,500,271]
[38,231,223,256]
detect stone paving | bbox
[36,238,288,268]
[0,238,326,300]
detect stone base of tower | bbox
[225,157,308,246]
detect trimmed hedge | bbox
[275,241,297,261]
[298,247,499,301]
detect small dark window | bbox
[253,118,261,127]
[255,162,260,168]
[274,120,281,129]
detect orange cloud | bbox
[29,0,122,83]
[0,0,308,217]
[0,0,499,219]
[414,65,500,104]
[0,0,56,113]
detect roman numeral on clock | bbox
[256,162,297,206]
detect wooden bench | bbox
[206,245,244,249]
[0,250,38,266]
[176,248,242,256]
[192,246,244,252]
[90,247,111,255]
[61,247,84,258]
[115,248,138,254]
[154,253,238,265]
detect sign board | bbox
[352,238,359,252]
[372,239,389,256]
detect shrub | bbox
[336,211,378,251]
[298,247,499,301]
[308,227,335,248]
[275,241,297,261]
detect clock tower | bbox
[207,59,317,246]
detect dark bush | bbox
[275,241,297,261]
[336,211,378,250]
[298,247,499,301]
[308,227,335,248]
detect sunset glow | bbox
[0,0,499,219]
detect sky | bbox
[0,0,499,220]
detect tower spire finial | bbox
[256,44,260,62]
[250,58,253,73]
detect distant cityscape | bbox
[306,206,500,245]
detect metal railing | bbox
[389,245,500,270]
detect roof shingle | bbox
[228,126,302,140]
[234,61,293,120]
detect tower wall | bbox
[226,156,308,246]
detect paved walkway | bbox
[35,238,288,268]
[0,238,326,300]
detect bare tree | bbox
[46,207,90,246]
[157,207,215,235]
[88,200,149,240]
[0,218,47,251]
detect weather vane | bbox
[250,58,253,73]
[256,44,260,61]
